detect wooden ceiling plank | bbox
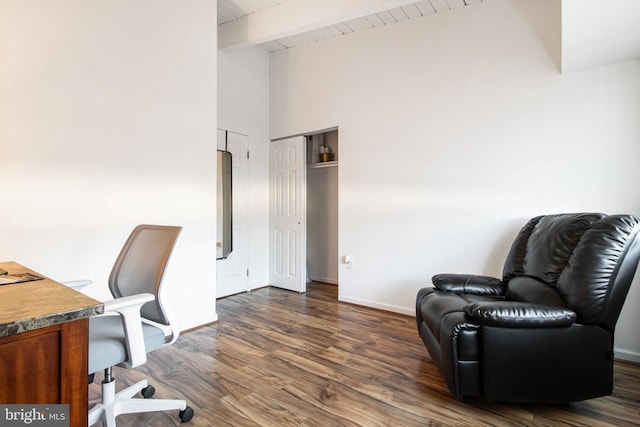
[356,16,375,30]
[401,3,424,19]
[343,17,363,32]
[388,7,410,22]
[218,5,243,24]
[446,0,467,8]
[219,0,427,48]
[428,0,450,13]
[347,16,375,32]
[318,26,344,40]
[415,1,436,15]
[334,22,355,34]
[366,13,387,27]
[218,0,250,24]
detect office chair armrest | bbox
[104,293,154,312]
[104,293,155,368]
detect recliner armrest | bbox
[103,293,155,368]
[464,301,576,328]
[432,274,505,296]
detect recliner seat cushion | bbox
[505,276,566,307]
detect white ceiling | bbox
[218,0,285,25]
[218,0,488,52]
[561,0,640,73]
[218,0,640,72]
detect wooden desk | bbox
[0,262,103,427]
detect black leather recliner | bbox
[416,213,640,403]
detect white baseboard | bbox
[180,312,218,333]
[614,348,640,363]
[338,295,415,316]
[308,275,338,285]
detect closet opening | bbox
[305,128,339,299]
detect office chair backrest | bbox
[108,224,182,326]
[502,213,640,329]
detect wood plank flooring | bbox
[89,282,640,426]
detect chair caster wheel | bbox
[179,406,194,423]
[141,385,155,398]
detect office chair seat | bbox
[88,316,165,374]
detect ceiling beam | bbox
[219,0,424,49]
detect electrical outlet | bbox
[344,255,353,269]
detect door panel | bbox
[270,136,306,292]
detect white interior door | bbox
[217,129,249,298]
[269,135,306,293]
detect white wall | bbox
[307,165,339,284]
[218,47,271,289]
[269,0,640,360]
[0,0,218,331]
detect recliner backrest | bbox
[502,213,640,329]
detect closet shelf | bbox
[308,161,338,169]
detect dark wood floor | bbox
[90,282,640,426]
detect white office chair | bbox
[88,224,194,426]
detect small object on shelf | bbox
[319,153,334,162]
[306,129,338,165]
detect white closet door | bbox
[269,135,306,293]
